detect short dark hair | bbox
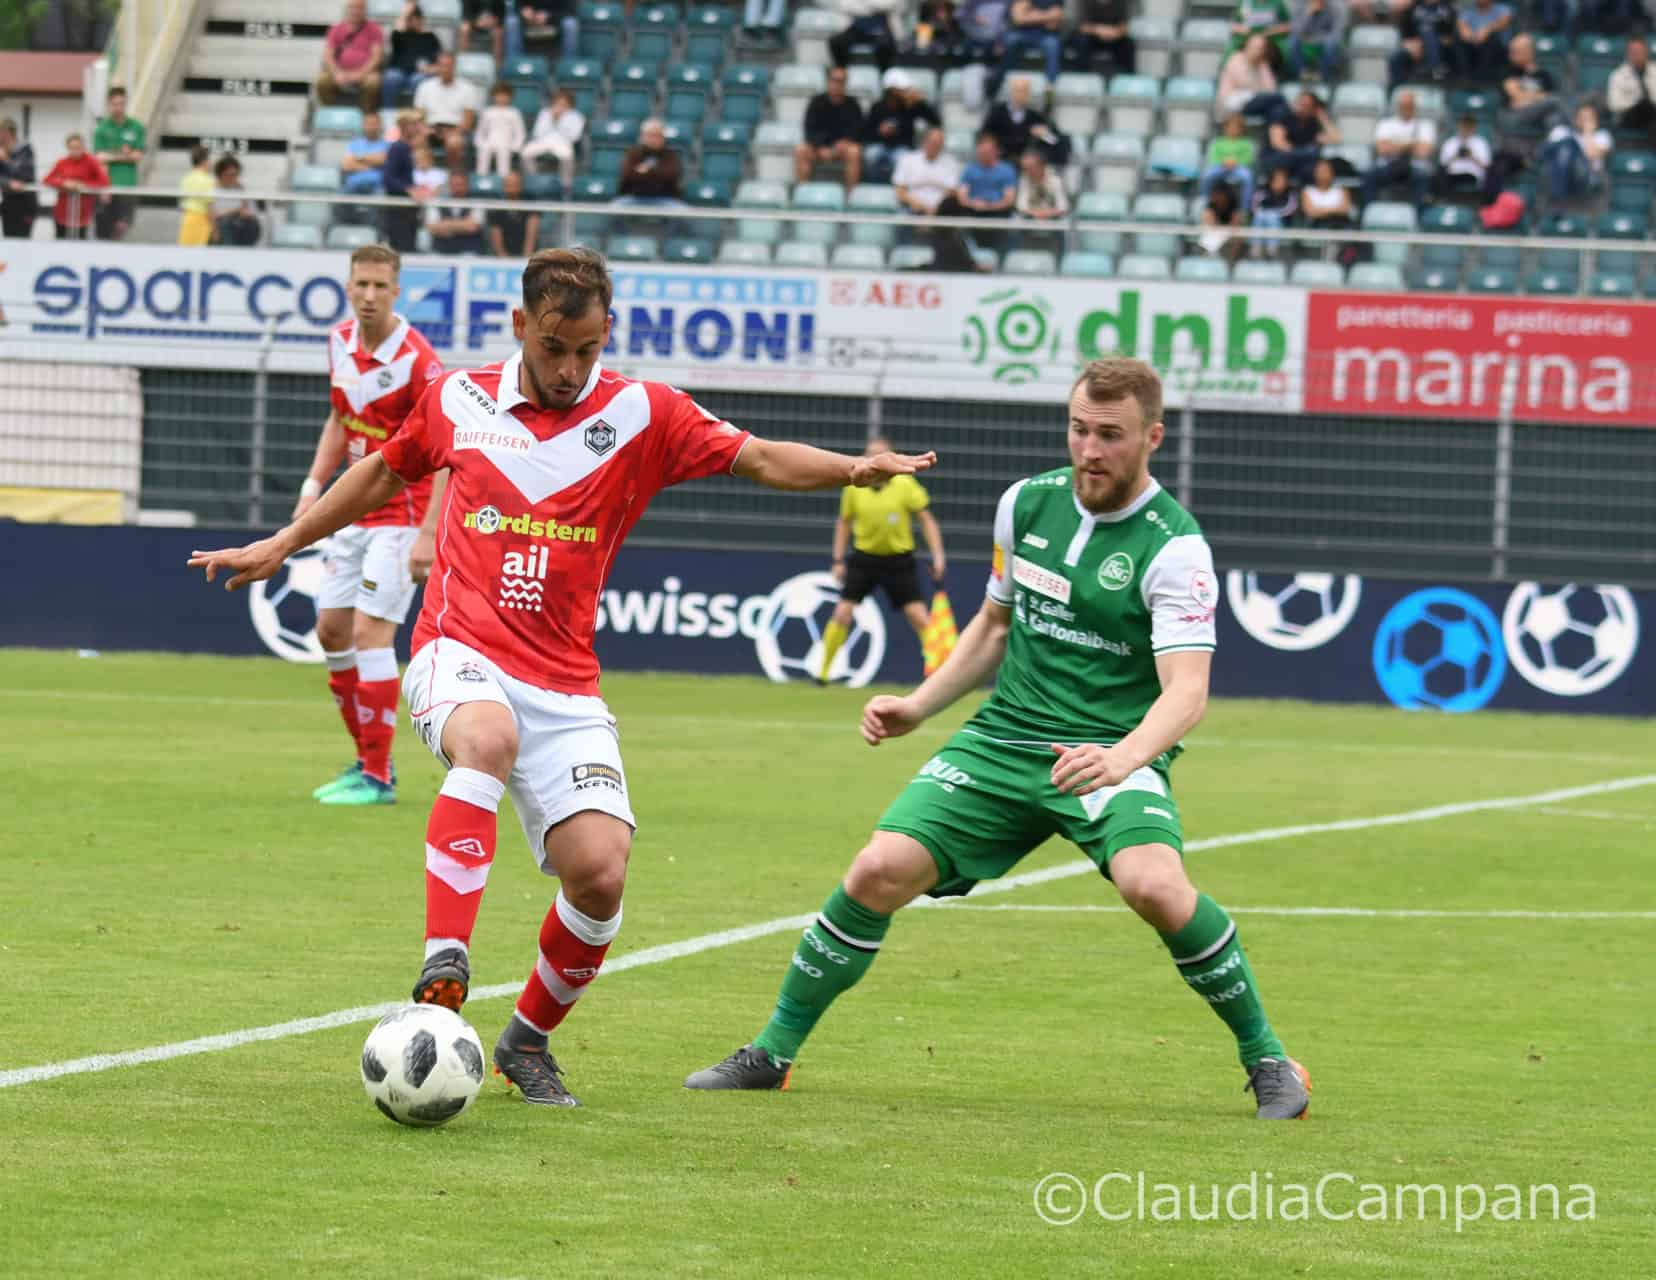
[213,154,240,178]
[490,80,512,98]
[190,144,210,165]
[349,243,401,276]
[1071,358,1164,428]
[107,86,126,101]
[522,246,613,319]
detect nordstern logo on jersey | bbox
[1098,552,1135,591]
[463,506,599,543]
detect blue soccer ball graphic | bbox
[1372,588,1507,712]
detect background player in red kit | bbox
[298,244,446,807]
[191,247,936,1108]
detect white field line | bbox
[1534,806,1656,824]
[2,771,1654,1092]
[0,688,1646,765]
[928,905,1656,920]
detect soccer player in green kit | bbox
[686,357,1310,1119]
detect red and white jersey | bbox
[328,315,445,528]
[379,355,752,694]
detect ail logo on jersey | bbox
[499,546,548,613]
[1013,554,1071,604]
[1098,552,1135,592]
[462,505,599,543]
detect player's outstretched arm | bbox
[733,437,936,492]
[188,454,408,591]
[862,598,1010,745]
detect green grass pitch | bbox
[2,650,1653,1277]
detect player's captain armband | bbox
[992,544,1004,579]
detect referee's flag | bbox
[922,590,958,676]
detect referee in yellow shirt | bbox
[818,435,946,683]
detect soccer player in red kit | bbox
[191,247,935,1107]
[299,243,446,806]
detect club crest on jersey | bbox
[1098,552,1135,592]
[584,420,617,457]
[376,369,394,389]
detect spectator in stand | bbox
[1067,0,1135,74]
[91,86,144,240]
[1582,0,1635,37]
[1250,164,1297,256]
[1227,0,1292,63]
[1360,88,1436,209]
[1200,113,1258,208]
[317,0,386,112]
[893,124,961,217]
[342,110,391,194]
[1436,113,1492,194]
[522,87,586,188]
[829,0,902,73]
[380,110,429,251]
[907,0,966,66]
[1216,34,1287,124]
[1198,183,1245,261]
[488,168,540,256]
[1389,0,1458,88]
[1014,146,1067,240]
[957,0,1010,65]
[862,69,942,184]
[427,169,486,252]
[1262,88,1338,183]
[1608,36,1656,133]
[475,82,527,177]
[412,141,446,193]
[209,155,261,246]
[520,4,580,58]
[1300,157,1353,232]
[384,3,442,107]
[461,0,510,61]
[990,0,1065,101]
[177,145,215,246]
[43,133,109,240]
[1535,0,1576,41]
[1498,34,1560,131]
[741,0,789,51]
[415,51,484,169]
[936,132,1017,241]
[1286,0,1346,82]
[982,76,1068,167]
[1540,101,1611,201]
[796,66,865,190]
[0,117,38,239]
[1457,0,1512,80]
[615,118,686,208]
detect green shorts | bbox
[876,729,1185,897]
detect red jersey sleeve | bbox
[379,375,451,484]
[648,384,751,489]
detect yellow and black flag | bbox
[921,590,958,676]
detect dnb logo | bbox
[962,287,1059,384]
[753,571,886,687]
[1502,582,1640,697]
[1227,570,1363,651]
[248,547,327,664]
[1372,587,1505,712]
[397,264,458,346]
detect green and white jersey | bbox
[965,468,1217,767]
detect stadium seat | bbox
[1146,136,1202,182]
[589,119,636,181]
[1175,257,1230,282]
[846,65,882,100]
[1410,266,1458,291]
[555,58,604,89]
[721,65,770,126]
[523,173,562,201]
[831,243,886,270]
[790,181,845,245]
[1074,191,1128,255]
[326,224,379,250]
[1116,253,1171,280]
[1232,260,1287,284]
[1420,204,1476,234]
[1348,24,1400,85]
[291,163,342,193]
[1331,82,1385,145]
[942,129,976,161]
[1323,144,1372,186]
[1052,73,1105,136]
[503,55,551,86]
[686,8,734,68]
[1177,20,1230,80]
[1359,201,1416,266]
[684,179,731,207]
[1128,18,1174,78]
[775,240,829,268]
[968,244,999,272]
[1002,249,1058,276]
[456,52,496,88]
[774,64,826,126]
[608,234,660,262]
[667,79,711,127]
[570,174,616,238]
[1448,88,1500,124]
[790,6,841,66]
[1475,243,1522,272]
[311,106,362,138]
[1104,74,1161,136]
[1418,241,1461,271]
[700,124,749,186]
[662,236,716,264]
[1596,210,1648,240]
[847,183,899,247]
[995,71,1051,102]
[1162,78,1215,138]
[1059,250,1115,278]
[577,1,625,59]
[1089,133,1144,195]
[895,66,939,101]
[888,244,936,270]
[1129,192,1185,258]
[271,223,324,250]
[718,239,772,265]
[733,179,789,243]
[1289,260,1345,287]
[609,64,658,120]
[1347,263,1404,290]
[1590,271,1636,297]
[755,121,804,183]
[1525,270,1579,296]
[421,0,461,20]
[1466,268,1518,294]
[469,172,503,199]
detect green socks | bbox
[1161,893,1285,1069]
[754,885,890,1063]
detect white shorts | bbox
[403,638,636,868]
[317,524,420,623]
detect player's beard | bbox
[1076,457,1149,514]
[523,360,578,409]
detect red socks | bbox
[423,767,506,952]
[323,650,362,761]
[512,892,622,1038]
[354,646,400,784]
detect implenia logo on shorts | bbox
[572,762,624,793]
[499,545,548,613]
[1098,552,1134,592]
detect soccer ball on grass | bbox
[360,1004,485,1127]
